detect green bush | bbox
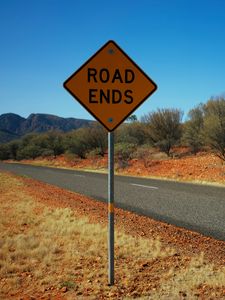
[203,97,225,161]
[44,131,65,157]
[17,144,43,160]
[142,109,183,156]
[116,122,149,146]
[66,129,90,159]
[0,144,10,160]
[182,104,204,154]
[40,149,55,157]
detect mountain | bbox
[0,113,93,143]
[0,129,21,143]
[0,113,25,135]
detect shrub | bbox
[17,144,43,160]
[7,140,21,160]
[44,131,65,157]
[0,144,10,160]
[142,109,183,157]
[64,152,80,164]
[86,148,103,159]
[116,122,149,146]
[182,104,204,154]
[132,145,153,167]
[114,143,137,169]
[203,97,225,161]
[40,149,54,157]
[65,129,90,159]
[88,125,107,156]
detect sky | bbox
[0,0,225,122]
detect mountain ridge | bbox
[0,113,93,143]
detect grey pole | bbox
[108,131,114,285]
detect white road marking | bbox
[45,169,85,178]
[131,183,159,190]
[74,174,85,178]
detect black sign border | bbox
[63,40,157,132]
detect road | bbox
[0,162,225,241]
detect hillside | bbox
[0,129,21,143]
[0,113,93,143]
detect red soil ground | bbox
[0,171,224,299]
[16,149,225,186]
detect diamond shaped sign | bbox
[63,40,157,131]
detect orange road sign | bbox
[63,40,157,131]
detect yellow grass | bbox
[0,172,224,299]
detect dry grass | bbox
[0,172,224,299]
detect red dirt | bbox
[126,153,225,184]
[15,150,225,185]
[15,173,225,265]
[1,171,225,299]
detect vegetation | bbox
[66,126,107,159]
[182,98,225,160]
[114,142,137,168]
[203,97,225,161]
[142,108,183,156]
[1,97,225,162]
[116,121,149,146]
[182,104,204,154]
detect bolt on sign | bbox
[63,40,157,131]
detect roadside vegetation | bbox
[1,97,225,165]
[0,171,225,299]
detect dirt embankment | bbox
[12,150,225,186]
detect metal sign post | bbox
[108,131,114,285]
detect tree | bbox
[7,140,21,160]
[66,126,108,158]
[88,125,107,156]
[126,114,138,123]
[44,131,65,157]
[182,104,204,154]
[66,128,91,159]
[0,144,10,160]
[142,108,183,156]
[203,97,225,161]
[116,122,149,145]
[17,144,42,160]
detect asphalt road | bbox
[0,162,225,241]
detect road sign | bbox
[63,40,157,131]
[63,40,157,286]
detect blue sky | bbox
[0,0,225,121]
